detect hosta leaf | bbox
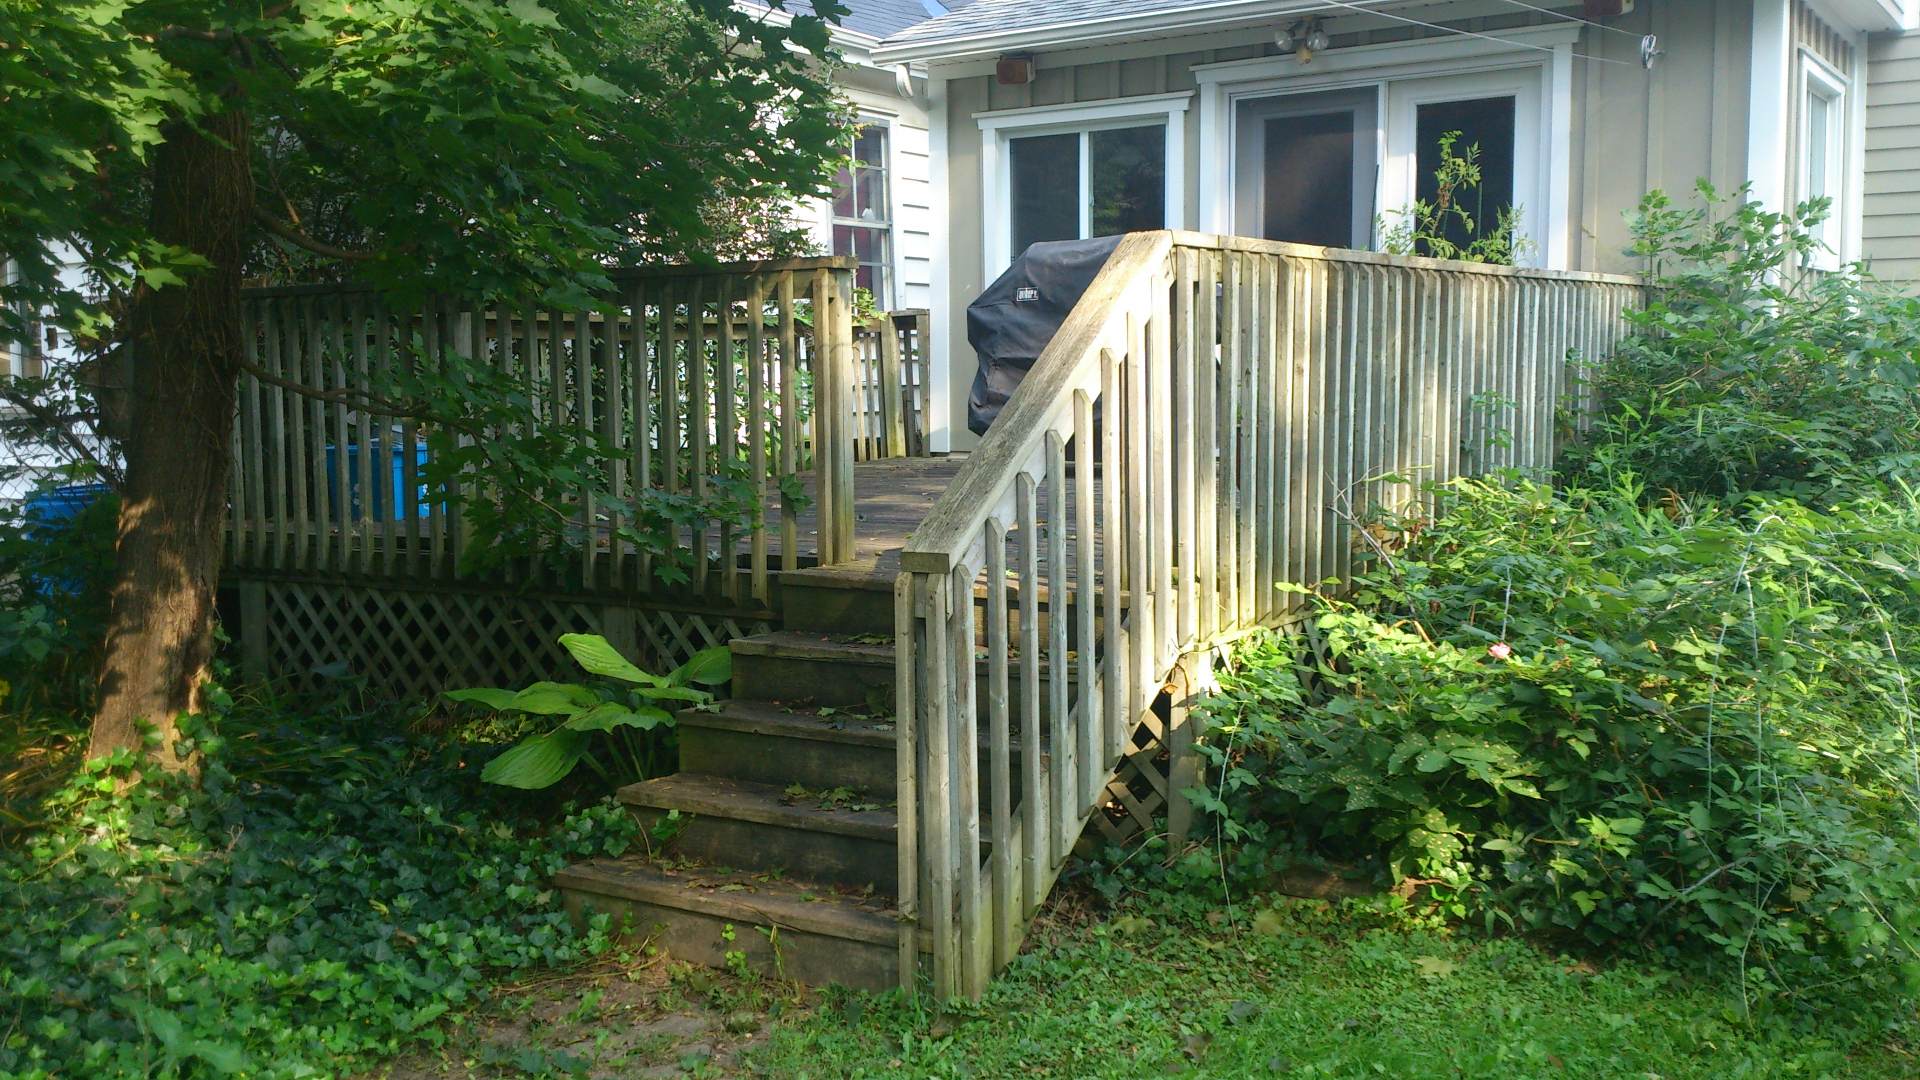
[632,685,712,705]
[560,634,662,686]
[481,729,586,789]
[564,703,673,732]
[508,682,601,715]
[443,687,521,711]
[669,645,733,688]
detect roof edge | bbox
[871,0,1374,64]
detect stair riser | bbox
[732,651,1077,713]
[563,889,900,993]
[678,724,1036,802]
[780,581,1108,645]
[628,806,898,894]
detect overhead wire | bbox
[1484,0,1647,40]
[1310,0,1646,68]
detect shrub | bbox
[0,695,638,1078]
[0,481,117,717]
[1565,185,1920,500]
[1194,475,1920,1006]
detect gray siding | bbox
[1866,30,1920,285]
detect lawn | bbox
[753,896,1918,1079]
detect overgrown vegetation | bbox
[1379,131,1530,265]
[0,694,639,1078]
[755,894,1915,1077]
[1183,188,1920,1018]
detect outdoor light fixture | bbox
[1274,17,1329,63]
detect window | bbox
[1007,124,1167,259]
[831,122,892,305]
[1800,54,1847,268]
[1414,95,1517,257]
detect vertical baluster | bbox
[1302,261,1329,600]
[1194,250,1218,645]
[881,314,907,458]
[1235,253,1257,628]
[241,303,267,570]
[424,300,447,572]
[951,561,984,998]
[282,301,310,570]
[307,298,333,573]
[1218,252,1239,632]
[689,279,711,593]
[329,296,354,571]
[1045,433,1072,864]
[660,284,683,570]
[1100,347,1125,767]
[624,283,648,592]
[573,309,595,585]
[921,574,956,997]
[893,574,920,990]
[746,276,770,603]
[1125,308,1151,729]
[1016,474,1046,915]
[777,274,800,565]
[808,271,835,563]
[718,278,740,601]
[1150,271,1174,670]
[1072,390,1099,810]
[1253,256,1277,622]
[1173,248,1197,649]
[985,520,1014,968]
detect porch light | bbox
[1274,17,1329,63]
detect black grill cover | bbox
[966,235,1125,436]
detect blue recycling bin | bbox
[20,482,113,595]
[325,440,436,522]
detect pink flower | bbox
[1488,642,1513,661]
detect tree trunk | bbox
[90,110,253,774]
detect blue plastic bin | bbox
[22,482,112,531]
[325,440,436,522]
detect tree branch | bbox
[254,208,377,262]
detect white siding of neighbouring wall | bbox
[1865,30,1920,287]
[801,66,936,311]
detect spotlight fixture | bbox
[1274,17,1329,64]
[1272,25,1294,51]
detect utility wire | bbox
[1486,0,1647,39]
[1312,0,1644,67]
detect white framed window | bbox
[1798,51,1848,271]
[1383,67,1544,260]
[830,118,894,307]
[977,93,1189,271]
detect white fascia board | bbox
[1806,0,1910,32]
[870,0,1367,65]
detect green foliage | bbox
[1195,476,1920,1007]
[753,894,1915,1077]
[0,697,640,1078]
[447,635,730,790]
[1379,131,1530,265]
[1566,185,1920,500]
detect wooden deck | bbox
[782,454,968,571]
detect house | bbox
[1866,27,1920,284]
[862,0,1920,452]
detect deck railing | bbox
[892,231,1643,997]
[224,259,937,605]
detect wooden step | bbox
[778,563,896,635]
[620,773,899,894]
[677,700,896,793]
[677,700,1044,798]
[729,630,1080,711]
[556,857,905,992]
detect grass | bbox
[752,895,1918,1079]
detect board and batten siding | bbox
[931,3,1755,450]
[1866,29,1920,287]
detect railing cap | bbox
[1166,231,1644,286]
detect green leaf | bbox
[563,703,673,732]
[508,682,601,715]
[481,729,587,789]
[1414,748,1452,773]
[670,645,733,688]
[631,685,713,705]
[560,634,662,686]
[443,687,522,711]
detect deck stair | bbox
[556,565,999,992]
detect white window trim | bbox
[1193,23,1578,268]
[976,92,1190,272]
[820,112,899,306]
[1798,48,1850,271]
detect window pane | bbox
[1010,132,1080,258]
[1416,96,1517,257]
[1806,91,1830,202]
[831,164,856,218]
[833,224,889,303]
[1261,112,1356,247]
[1088,125,1166,236]
[856,165,887,222]
[853,125,887,168]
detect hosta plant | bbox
[447,634,730,790]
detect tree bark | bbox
[90,110,253,774]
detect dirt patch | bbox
[365,945,814,1079]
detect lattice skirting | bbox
[1084,695,1178,851]
[232,577,770,701]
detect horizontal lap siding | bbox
[1867,31,1920,287]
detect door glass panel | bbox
[1088,125,1166,237]
[1415,96,1517,256]
[1009,133,1080,258]
[1262,113,1356,247]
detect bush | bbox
[1564,186,1920,500]
[1195,475,1920,1007]
[0,481,117,718]
[0,694,639,1078]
